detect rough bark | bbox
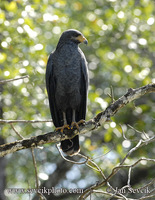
[0,83,154,157]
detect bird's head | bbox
[59,29,88,45]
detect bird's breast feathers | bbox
[52,42,86,94]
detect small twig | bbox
[139,194,155,200]
[112,158,155,174]
[31,148,46,200]
[127,124,150,140]
[78,153,102,173]
[137,178,155,191]
[56,144,88,164]
[120,124,149,142]
[137,179,155,200]
[10,124,45,200]
[120,139,145,165]
[127,167,132,186]
[0,75,29,84]
[107,86,115,103]
[10,124,24,139]
[31,149,39,188]
[36,192,47,200]
[110,85,115,103]
[148,187,155,195]
[91,190,125,199]
[0,119,53,124]
[119,124,128,140]
[90,148,113,161]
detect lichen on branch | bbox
[0,83,154,157]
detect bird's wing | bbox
[76,52,89,121]
[46,53,62,127]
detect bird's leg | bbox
[71,110,85,131]
[71,110,76,129]
[63,112,68,125]
[56,112,70,133]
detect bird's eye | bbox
[76,34,81,37]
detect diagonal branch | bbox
[0,83,154,157]
[94,83,155,124]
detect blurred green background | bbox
[0,0,155,199]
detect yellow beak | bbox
[76,35,88,44]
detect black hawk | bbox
[46,29,88,156]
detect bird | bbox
[46,29,88,156]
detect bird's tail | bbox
[61,135,80,156]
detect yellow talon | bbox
[56,124,70,133]
[71,120,85,130]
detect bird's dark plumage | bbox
[46,29,88,156]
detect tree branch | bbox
[94,83,155,125]
[0,75,29,84]
[0,119,52,124]
[0,83,154,157]
[78,137,155,200]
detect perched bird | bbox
[46,29,88,156]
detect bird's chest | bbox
[55,47,81,76]
[54,54,81,93]
[59,64,81,92]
